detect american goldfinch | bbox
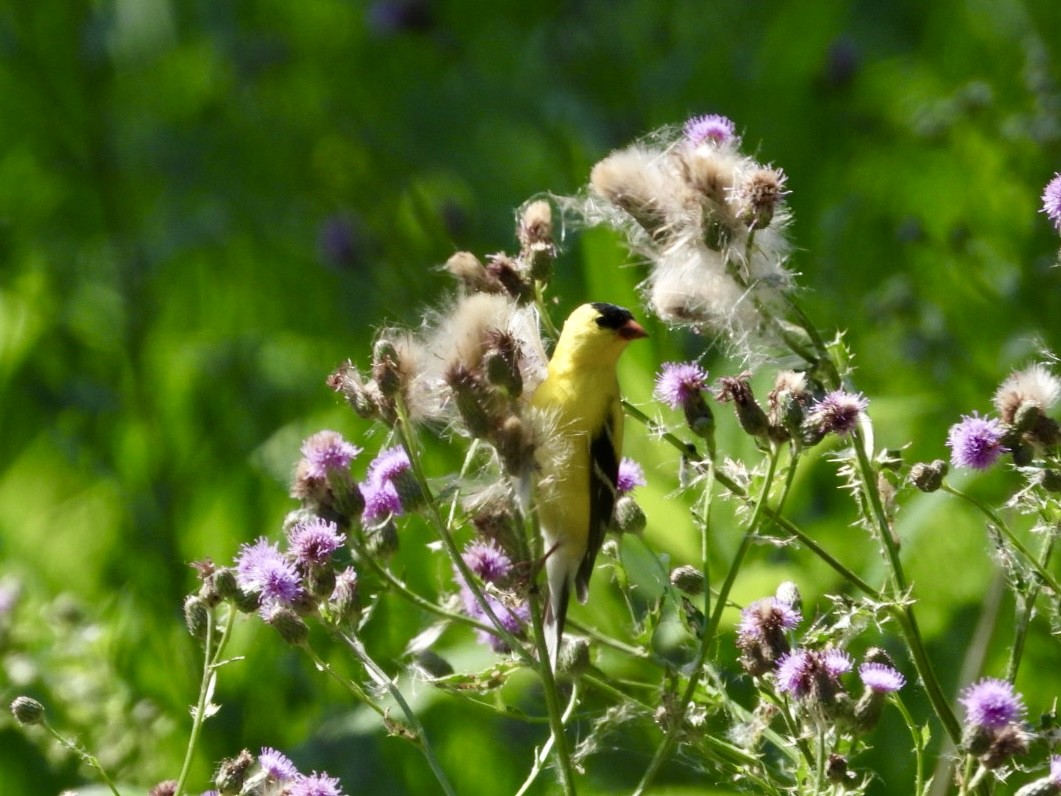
[532,302,647,668]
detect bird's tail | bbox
[543,547,571,672]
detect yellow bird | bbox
[531,302,647,668]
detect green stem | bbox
[349,529,499,636]
[623,401,880,598]
[303,643,386,717]
[524,566,578,796]
[1007,529,1056,680]
[42,720,123,796]
[393,401,534,665]
[515,683,580,796]
[633,445,781,796]
[175,604,237,796]
[942,484,1061,594]
[852,429,962,746]
[894,695,927,796]
[338,631,457,796]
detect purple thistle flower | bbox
[361,446,413,523]
[259,747,299,781]
[806,390,868,437]
[617,457,647,495]
[366,446,411,484]
[471,593,530,653]
[654,361,709,409]
[683,113,736,146]
[288,518,346,566]
[775,649,815,698]
[256,559,303,608]
[822,648,854,678]
[736,597,801,642]
[361,479,403,523]
[1050,755,1061,785]
[947,413,1006,470]
[859,662,905,693]
[235,537,303,607]
[461,540,512,585]
[1042,173,1061,231]
[300,431,361,480]
[235,538,281,590]
[289,772,346,796]
[960,677,1025,730]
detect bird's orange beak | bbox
[619,319,648,340]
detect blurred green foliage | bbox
[1,0,1060,793]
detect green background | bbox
[1,0,1060,793]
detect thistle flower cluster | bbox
[654,361,867,452]
[328,205,560,477]
[735,584,907,753]
[582,114,792,352]
[207,746,347,796]
[944,363,1061,472]
[454,537,529,653]
[959,677,1031,770]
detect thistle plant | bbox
[9,118,1061,796]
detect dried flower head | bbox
[1042,173,1061,231]
[947,413,1006,470]
[805,390,868,438]
[994,364,1061,426]
[580,119,793,357]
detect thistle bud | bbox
[826,754,856,786]
[768,370,810,442]
[670,565,705,595]
[328,567,361,627]
[149,782,178,796]
[717,373,770,440]
[215,749,254,794]
[364,517,400,559]
[264,605,309,647]
[980,723,1030,769]
[909,460,948,492]
[183,595,210,644]
[613,496,646,535]
[10,696,45,727]
[209,568,240,603]
[372,338,403,399]
[328,361,381,420]
[556,635,591,677]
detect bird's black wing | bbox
[575,409,620,604]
